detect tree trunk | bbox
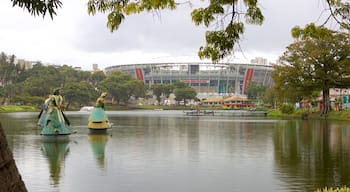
[321,89,331,115]
[0,122,27,192]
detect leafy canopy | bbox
[272,24,350,113]
[11,0,62,18]
[98,70,146,105]
[85,0,264,63]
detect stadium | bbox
[105,62,274,99]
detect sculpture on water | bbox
[38,88,71,136]
[88,92,110,132]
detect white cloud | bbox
[0,0,333,70]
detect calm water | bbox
[1,110,350,192]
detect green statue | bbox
[40,88,71,136]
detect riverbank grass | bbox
[267,108,350,120]
[0,105,38,112]
[314,186,350,192]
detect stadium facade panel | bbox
[105,62,274,98]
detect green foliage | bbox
[98,70,146,105]
[325,1,350,31]
[261,87,276,107]
[11,0,62,18]
[173,81,187,88]
[0,53,110,108]
[174,86,197,104]
[22,65,62,97]
[85,0,263,62]
[314,186,350,192]
[151,84,175,103]
[151,84,163,103]
[3,83,23,99]
[272,24,350,114]
[58,65,92,86]
[87,0,176,31]
[11,0,349,64]
[62,81,97,107]
[192,1,263,63]
[246,81,266,100]
[0,105,38,112]
[0,86,4,97]
[90,71,106,87]
[0,52,24,86]
[280,104,295,114]
[12,95,43,106]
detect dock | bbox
[184,109,267,117]
[184,110,215,116]
[215,110,267,116]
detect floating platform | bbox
[88,106,111,133]
[88,121,112,133]
[184,110,215,116]
[41,134,70,142]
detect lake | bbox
[1,110,350,192]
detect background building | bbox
[250,57,268,65]
[105,62,274,99]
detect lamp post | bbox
[344,90,348,110]
[340,89,343,111]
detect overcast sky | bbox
[0,0,331,70]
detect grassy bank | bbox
[0,105,39,112]
[0,104,218,112]
[3,105,350,121]
[267,109,350,121]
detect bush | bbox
[314,186,350,192]
[280,104,295,114]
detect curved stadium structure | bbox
[105,62,274,99]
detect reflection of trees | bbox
[88,133,109,170]
[41,140,69,186]
[274,120,350,191]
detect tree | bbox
[0,122,27,192]
[162,84,174,101]
[246,82,267,100]
[11,0,62,18]
[151,84,163,104]
[131,80,147,99]
[98,70,146,105]
[86,0,263,63]
[272,24,350,114]
[90,71,106,87]
[151,84,175,104]
[62,81,97,109]
[323,0,350,30]
[0,52,21,86]
[22,65,62,97]
[58,65,90,87]
[174,86,197,105]
[173,81,187,88]
[172,81,197,105]
[261,87,276,108]
[3,83,23,104]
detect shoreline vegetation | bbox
[1,105,350,121]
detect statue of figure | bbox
[45,88,70,126]
[88,92,110,131]
[95,92,107,109]
[40,88,71,136]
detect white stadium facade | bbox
[105,62,274,99]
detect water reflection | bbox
[88,133,109,169]
[3,111,350,192]
[274,120,350,191]
[41,139,70,186]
